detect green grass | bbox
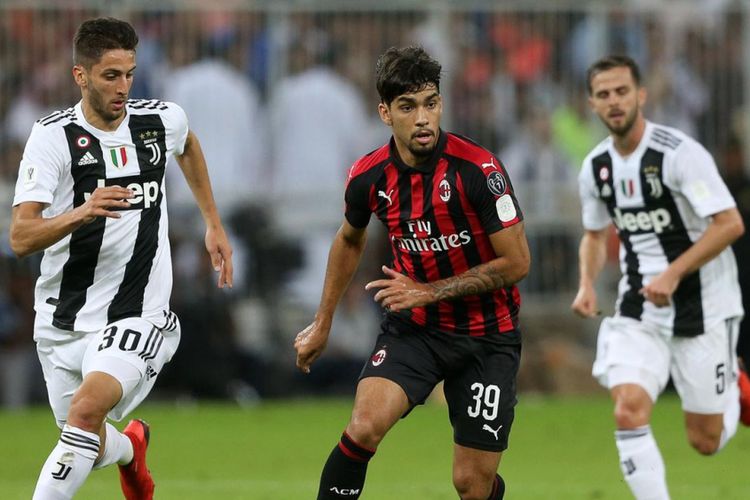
[1,394,748,499]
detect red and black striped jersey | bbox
[345,130,524,340]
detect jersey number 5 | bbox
[716,362,726,395]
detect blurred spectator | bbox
[491,13,552,86]
[501,105,578,294]
[268,24,376,311]
[159,13,272,399]
[550,88,602,168]
[163,14,268,218]
[0,255,41,409]
[646,24,709,140]
[566,9,648,83]
[0,140,41,409]
[451,45,501,150]
[501,105,576,215]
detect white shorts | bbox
[36,315,180,428]
[593,315,739,414]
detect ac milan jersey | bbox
[13,99,188,339]
[579,121,743,336]
[345,131,524,340]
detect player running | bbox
[10,17,232,499]
[572,54,750,499]
[295,46,529,500]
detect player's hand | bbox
[294,319,330,374]
[571,285,600,318]
[77,186,133,224]
[205,224,233,289]
[639,271,678,307]
[365,266,434,312]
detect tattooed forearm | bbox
[428,262,507,301]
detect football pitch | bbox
[1,394,748,499]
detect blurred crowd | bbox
[2,1,750,407]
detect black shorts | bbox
[359,319,520,452]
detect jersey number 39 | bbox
[467,382,501,420]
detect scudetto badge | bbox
[487,171,507,196]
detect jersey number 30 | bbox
[98,325,142,352]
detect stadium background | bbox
[1,0,750,498]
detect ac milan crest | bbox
[371,348,387,367]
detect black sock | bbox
[487,474,505,499]
[317,432,376,499]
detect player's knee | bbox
[613,400,649,429]
[67,395,108,433]
[453,469,494,500]
[347,413,387,449]
[687,427,721,455]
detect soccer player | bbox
[571,55,750,499]
[10,18,233,500]
[294,46,529,500]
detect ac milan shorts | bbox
[360,319,520,452]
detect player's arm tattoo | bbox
[427,261,506,301]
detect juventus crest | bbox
[643,165,663,199]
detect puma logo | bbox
[378,189,395,206]
[482,423,503,441]
[481,157,497,170]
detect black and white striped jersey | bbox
[13,99,189,339]
[579,121,743,336]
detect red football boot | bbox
[739,369,750,426]
[119,419,155,500]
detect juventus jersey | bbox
[13,99,188,339]
[345,131,524,341]
[579,121,743,336]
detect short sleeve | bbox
[461,157,523,235]
[12,122,67,207]
[669,140,735,217]
[161,102,189,156]
[344,168,372,229]
[578,162,611,230]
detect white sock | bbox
[32,425,100,500]
[93,422,134,470]
[614,426,670,500]
[719,380,740,451]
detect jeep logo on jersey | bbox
[486,171,507,196]
[613,207,672,234]
[83,176,162,210]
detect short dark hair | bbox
[375,46,442,105]
[586,55,641,95]
[73,17,138,68]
